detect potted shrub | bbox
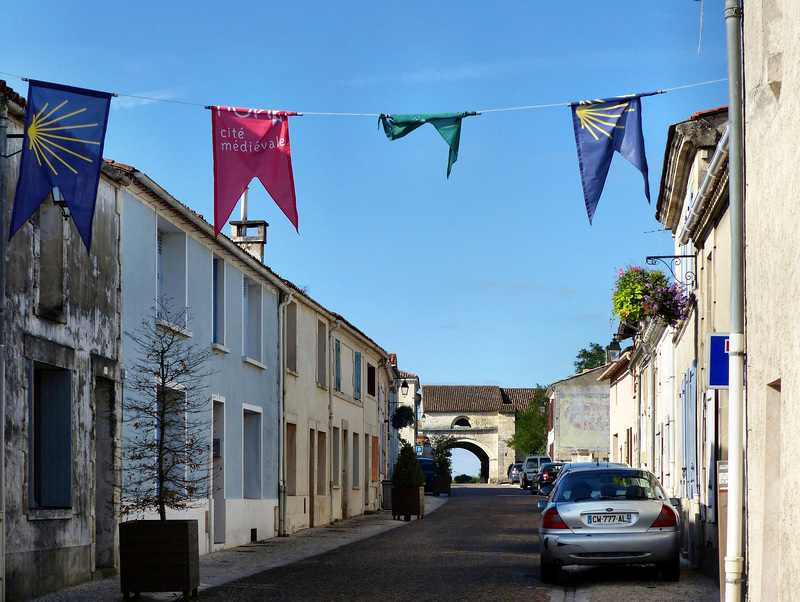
[391,443,425,521]
[430,435,453,496]
[118,298,214,600]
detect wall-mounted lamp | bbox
[400,379,409,396]
[52,188,70,219]
[539,400,547,414]
[605,335,621,363]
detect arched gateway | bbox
[419,386,538,483]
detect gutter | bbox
[677,126,730,247]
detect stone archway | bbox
[445,439,490,483]
[420,385,538,483]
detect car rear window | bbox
[554,471,661,503]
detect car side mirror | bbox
[537,500,548,510]
[669,497,680,507]
[539,485,552,496]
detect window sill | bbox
[156,318,192,338]
[212,343,230,354]
[286,368,299,378]
[242,356,267,370]
[333,390,363,407]
[27,508,73,521]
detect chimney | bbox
[230,188,268,262]
[230,219,268,262]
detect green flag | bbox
[379,111,477,177]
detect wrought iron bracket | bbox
[645,254,696,288]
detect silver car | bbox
[537,466,681,583]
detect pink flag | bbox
[211,106,298,237]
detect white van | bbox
[520,454,552,491]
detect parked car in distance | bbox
[418,457,436,492]
[539,461,629,495]
[534,462,564,495]
[537,465,681,584]
[508,462,523,484]
[520,455,552,491]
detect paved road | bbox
[33,484,721,601]
[201,485,549,601]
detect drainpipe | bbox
[328,319,341,519]
[277,290,293,536]
[724,0,745,599]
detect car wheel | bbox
[521,476,528,490]
[540,557,559,584]
[659,557,680,582]
[531,484,538,495]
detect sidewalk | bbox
[32,495,448,601]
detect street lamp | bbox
[605,335,621,363]
[400,379,409,396]
[539,400,547,414]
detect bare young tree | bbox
[122,297,215,521]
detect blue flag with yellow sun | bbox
[571,93,653,224]
[10,80,112,251]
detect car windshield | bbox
[554,470,662,503]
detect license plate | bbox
[587,513,632,525]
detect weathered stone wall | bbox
[4,106,123,600]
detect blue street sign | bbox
[415,445,423,456]
[707,333,730,389]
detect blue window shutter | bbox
[354,352,362,399]
[242,278,249,355]
[334,340,341,391]
[156,232,164,317]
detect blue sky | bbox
[6,2,728,472]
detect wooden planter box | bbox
[432,474,451,496]
[120,519,200,600]
[391,486,425,521]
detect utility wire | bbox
[1,70,727,116]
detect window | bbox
[334,340,341,392]
[243,277,263,363]
[37,195,65,321]
[29,362,72,508]
[156,388,187,497]
[243,407,262,499]
[316,321,327,386]
[212,257,225,345]
[353,351,362,400]
[367,363,377,397]
[332,427,340,486]
[352,432,360,487]
[285,302,297,373]
[156,227,187,323]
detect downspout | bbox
[277,290,293,536]
[724,0,746,599]
[328,319,341,520]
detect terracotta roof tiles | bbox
[422,385,541,414]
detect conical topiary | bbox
[392,443,425,488]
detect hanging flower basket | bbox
[611,266,690,328]
[391,405,415,430]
